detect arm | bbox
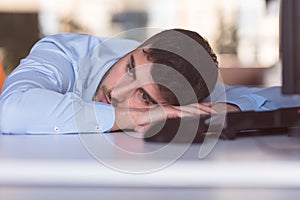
[112,102,215,133]
[0,34,115,134]
[209,82,300,112]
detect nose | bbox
[110,77,136,106]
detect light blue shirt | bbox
[0,33,299,134]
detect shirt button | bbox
[54,126,60,132]
[96,126,101,131]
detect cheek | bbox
[107,68,126,87]
[128,91,148,109]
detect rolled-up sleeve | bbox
[0,34,116,134]
[209,82,300,111]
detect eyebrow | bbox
[141,88,158,105]
[130,54,136,80]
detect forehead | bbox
[131,48,151,64]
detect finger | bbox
[194,104,215,113]
[187,102,213,109]
[134,125,150,133]
[186,102,212,108]
[147,105,169,122]
[196,102,217,113]
[163,105,202,118]
[179,107,210,116]
[199,102,213,106]
[173,104,214,115]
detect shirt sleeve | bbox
[0,34,115,134]
[209,82,300,111]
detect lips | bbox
[102,88,112,104]
[104,93,111,104]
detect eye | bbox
[139,89,152,106]
[127,62,135,76]
[126,55,136,79]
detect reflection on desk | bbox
[0,132,300,200]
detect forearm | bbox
[210,83,300,111]
[224,86,300,111]
[0,88,115,134]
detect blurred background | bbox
[0,0,280,86]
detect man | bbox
[0,29,299,134]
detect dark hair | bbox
[140,29,219,106]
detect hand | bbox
[111,102,215,132]
[212,103,241,113]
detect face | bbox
[93,48,167,109]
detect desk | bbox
[0,132,300,200]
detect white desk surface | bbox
[1,132,300,200]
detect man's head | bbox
[93,29,219,108]
[140,29,219,105]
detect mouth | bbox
[94,85,112,104]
